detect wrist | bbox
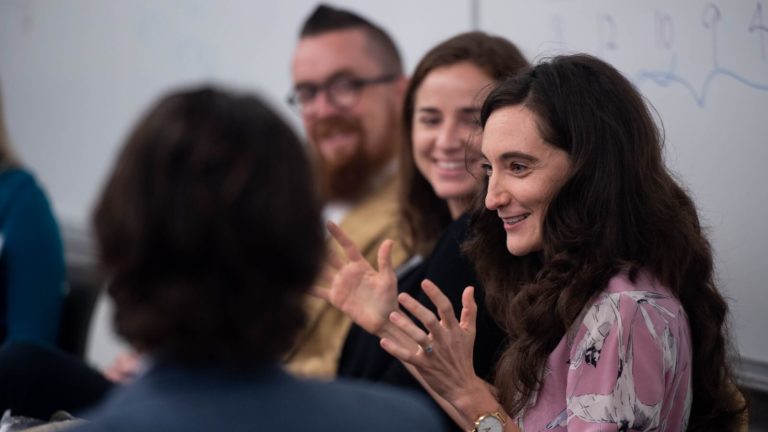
[468,407,508,432]
[450,377,499,424]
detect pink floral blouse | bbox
[518,270,692,431]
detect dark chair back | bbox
[57,266,101,358]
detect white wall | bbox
[0,0,473,227]
[0,0,475,369]
[1,0,767,383]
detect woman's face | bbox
[412,62,492,218]
[481,105,571,256]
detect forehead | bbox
[415,62,493,107]
[481,106,548,158]
[292,29,383,83]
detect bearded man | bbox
[285,4,411,378]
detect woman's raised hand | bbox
[380,279,486,404]
[311,222,399,335]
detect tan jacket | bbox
[284,174,409,379]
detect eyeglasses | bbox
[288,73,398,113]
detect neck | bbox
[447,195,472,220]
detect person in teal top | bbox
[0,92,66,347]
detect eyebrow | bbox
[480,150,539,164]
[416,107,441,115]
[294,69,358,88]
[416,107,481,114]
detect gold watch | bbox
[471,407,507,432]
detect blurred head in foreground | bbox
[93,86,324,367]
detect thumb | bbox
[377,239,394,273]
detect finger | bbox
[459,286,477,335]
[376,239,394,273]
[389,311,430,347]
[380,337,421,366]
[327,222,365,262]
[326,248,344,270]
[421,279,458,329]
[397,292,440,336]
[309,285,330,301]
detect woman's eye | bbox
[460,114,481,128]
[481,162,492,176]
[418,116,441,126]
[510,163,528,174]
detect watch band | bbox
[470,407,507,432]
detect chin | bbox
[505,240,537,257]
[434,187,475,202]
[506,246,529,257]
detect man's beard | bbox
[311,115,395,202]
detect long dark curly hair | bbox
[399,31,528,256]
[93,87,324,366]
[464,54,746,430]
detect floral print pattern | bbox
[518,271,692,431]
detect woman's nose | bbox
[435,122,462,151]
[485,175,508,210]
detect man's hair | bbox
[93,86,324,366]
[299,4,403,74]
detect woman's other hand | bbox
[311,222,398,336]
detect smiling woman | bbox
[374,53,748,432]
[315,31,528,431]
[411,61,491,220]
[480,105,570,257]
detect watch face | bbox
[477,414,504,432]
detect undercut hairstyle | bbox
[93,87,324,366]
[464,54,746,430]
[299,3,403,74]
[400,32,528,256]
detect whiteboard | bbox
[479,0,768,385]
[1,0,766,385]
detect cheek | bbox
[411,131,432,164]
[412,153,431,180]
[302,114,315,130]
[466,134,482,151]
[464,140,484,174]
[361,93,394,128]
[362,111,395,153]
[411,129,431,155]
[529,180,566,241]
